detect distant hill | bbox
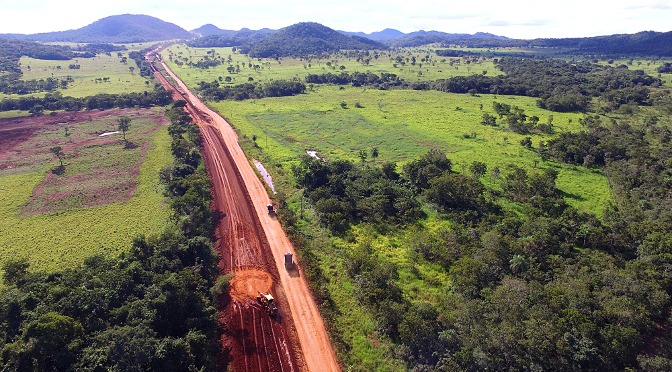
[389,30,509,47]
[241,22,386,58]
[528,31,672,56]
[368,28,406,41]
[188,28,276,48]
[191,24,238,37]
[341,28,405,41]
[1,14,192,43]
[422,31,672,56]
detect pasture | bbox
[211,86,610,215]
[17,52,152,98]
[0,108,171,276]
[161,44,502,87]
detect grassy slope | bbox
[0,114,171,275]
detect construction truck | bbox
[257,292,278,316]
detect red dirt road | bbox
[149,52,340,372]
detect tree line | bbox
[305,71,405,88]
[196,79,305,101]
[0,76,72,95]
[0,88,172,114]
[0,38,79,73]
[128,50,155,78]
[434,58,659,112]
[190,57,660,114]
[0,101,224,371]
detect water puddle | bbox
[253,159,276,194]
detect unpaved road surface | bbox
[149,52,340,372]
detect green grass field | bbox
[161,44,502,87]
[0,110,29,119]
[0,109,171,277]
[15,52,152,98]
[211,87,610,214]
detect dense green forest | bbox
[196,79,306,100]
[0,102,224,370]
[434,58,659,112]
[187,28,274,48]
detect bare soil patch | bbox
[229,269,274,302]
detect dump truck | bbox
[257,292,278,316]
[284,252,294,270]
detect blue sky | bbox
[2,0,671,39]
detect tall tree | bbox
[118,116,131,145]
[49,146,65,167]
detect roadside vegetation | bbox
[165,42,672,370]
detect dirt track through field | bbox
[149,50,340,372]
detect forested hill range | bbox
[190,22,672,56]
[187,27,276,48]
[429,30,672,56]
[1,12,672,56]
[192,24,505,43]
[0,14,192,43]
[239,22,386,58]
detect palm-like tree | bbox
[509,254,528,274]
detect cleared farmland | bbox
[0,108,171,276]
